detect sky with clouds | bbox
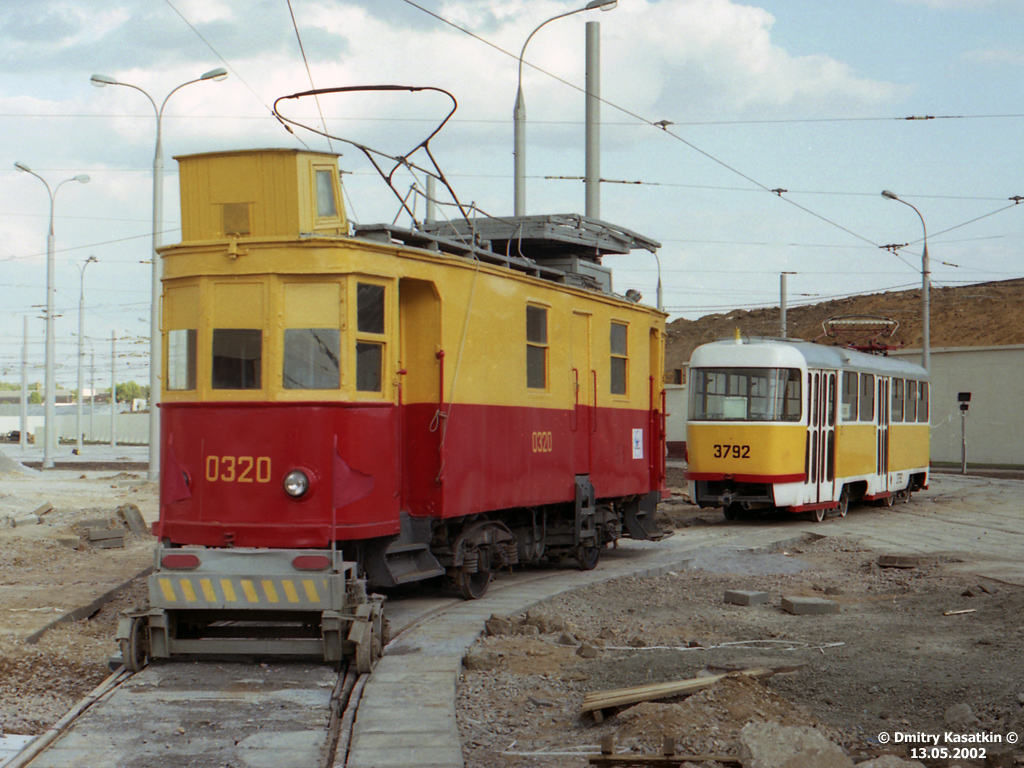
[2,0,1023,386]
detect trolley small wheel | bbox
[576,545,601,571]
[456,568,491,600]
[355,624,381,674]
[120,616,149,673]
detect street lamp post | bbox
[513,0,616,217]
[76,256,97,454]
[882,190,930,371]
[13,162,90,468]
[90,67,228,482]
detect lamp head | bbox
[74,174,91,184]
[881,190,899,200]
[201,68,228,82]
[90,74,117,87]
[14,161,32,173]
[585,0,617,8]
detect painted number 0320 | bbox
[205,455,272,483]
[713,444,750,459]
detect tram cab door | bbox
[808,370,837,505]
[570,311,594,474]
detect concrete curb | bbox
[24,567,153,645]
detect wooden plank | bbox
[581,667,773,713]
[589,754,741,766]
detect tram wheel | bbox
[576,545,601,571]
[120,616,149,673]
[723,503,742,521]
[812,507,826,523]
[836,487,850,518]
[456,568,491,600]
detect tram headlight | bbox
[283,469,310,498]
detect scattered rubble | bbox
[456,532,1024,768]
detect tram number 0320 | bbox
[205,455,272,483]
[713,444,750,459]
[532,431,554,453]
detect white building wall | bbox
[894,345,1024,467]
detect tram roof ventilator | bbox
[357,213,661,296]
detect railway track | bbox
[4,566,567,768]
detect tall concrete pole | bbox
[76,256,96,454]
[111,332,117,448]
[585,21,601,219]
[20,316,28,451]
[780,272,788,338]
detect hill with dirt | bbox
[665,277,1024,376]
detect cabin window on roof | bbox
[315,168,339,219]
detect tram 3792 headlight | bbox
[283,469,310,498]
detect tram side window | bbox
[859,373,875,422]
[212,329,262,389]
[356,283,386,392]
[284,329,340,390]
[842,372,858,421]
[905,380,918,422]
[610,322,628,395]
[918,382,929,422]
[167,329,197,391]
[891,378,904,422]
[526,305,548,389]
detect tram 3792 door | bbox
[807,369,837,519]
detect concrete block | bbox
[724,589,770,606]
[781,596,839,615]
[877,554,932,569]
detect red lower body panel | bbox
[158,401,664,548]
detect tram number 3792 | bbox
[205,455,272,483]
[713,444,750,459]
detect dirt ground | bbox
[456,472,1024,767]
[0,459,156,736]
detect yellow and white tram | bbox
[685,336,929,521]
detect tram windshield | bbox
[689,367,802,422]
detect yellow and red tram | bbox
[123,147,667,667]
[686,336,929,521]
